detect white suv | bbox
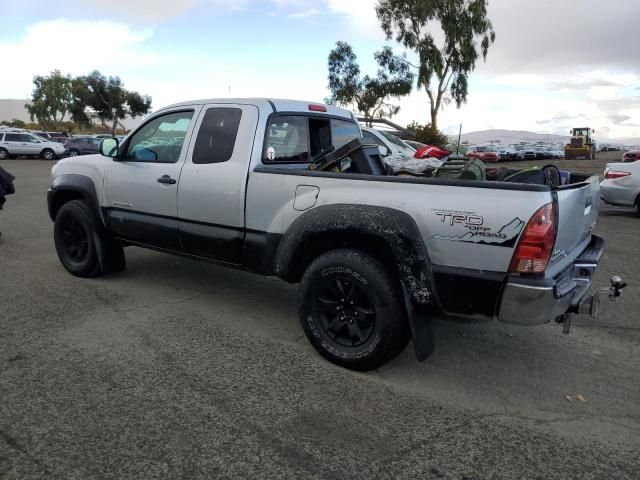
[0,131,67,160]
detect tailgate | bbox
[549,175,600,276]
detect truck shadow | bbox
[112,248,639,442]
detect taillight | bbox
[604,171,631,179]
[509,203,556,274]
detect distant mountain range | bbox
[449,129,640,147]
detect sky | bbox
[0,0,639,140]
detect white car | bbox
[0,131,67,160]
[601,160,640,214]
[360,126,416,159]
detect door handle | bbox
[157,175,177,185]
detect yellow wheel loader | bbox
[565,128,596,160]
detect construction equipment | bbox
[565,128,596,160]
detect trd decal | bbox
[431,211,525,248]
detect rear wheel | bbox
[0,148,8,160]
[298,248,410,371]
[69,149,80,157]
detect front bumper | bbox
[498,235,612,326]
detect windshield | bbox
[378,130,416,156]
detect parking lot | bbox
[1,155,639,479]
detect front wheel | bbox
[0,148,8,160]
[69,149,80,157]
[41,149,55,160]
[298,248,410,371]
[54,200,126,277]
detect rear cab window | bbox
[192,108,242,164]
[263,115,361,164]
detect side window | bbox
[126,110,194,163]
[331,119,361,149]
[91,138,100,145]
[362,131,385,148]
[5,134,21,142]
[264,116,309,163]
[192,108,242,164]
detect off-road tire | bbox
[0,148,8,160]
[298,248,410,371]
[54,200,125,277]
[41,149,55,160]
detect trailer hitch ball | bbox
[609,275,627,299]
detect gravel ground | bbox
[0,155,638,479]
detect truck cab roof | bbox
[159,98,355,120]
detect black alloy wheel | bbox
[315,276,376,348]
[60,216,89,264]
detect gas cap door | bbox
[293,185,320,211]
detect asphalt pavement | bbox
[1,156,639,479]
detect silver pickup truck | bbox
[47,98,624,370]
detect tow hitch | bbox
[561,276,627,334]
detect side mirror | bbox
[99,138,119,158]
[378,145,389,157]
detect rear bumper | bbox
[498,235,605,325]
[600,180,637,207]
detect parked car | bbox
[0,131,67,160]
[535,148,551,160]
[516,146,536,160]
[622,150,640,163]
[361,126,416,159]
[33,131,69,140]
[496,147,517,161]
[92,134,113,140]
[63,137,102,156]
[601,160,640,214]
[47,98,624,371]
[467,146,499,162]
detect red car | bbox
[622,150,640,162]
[466,146,499,162]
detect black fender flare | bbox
[275,204,434,308]
[47,174,107,234]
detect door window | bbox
[25,135,42,143]
[192,108,242,164]
[331,119,361,149]
[5,134,25,142]
[264,116,309,163]
[126,110,194,163]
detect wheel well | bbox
[51,190,84,219]
[284,231,400,285]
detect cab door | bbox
[177,103,259,263]
[102,107,200,250]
